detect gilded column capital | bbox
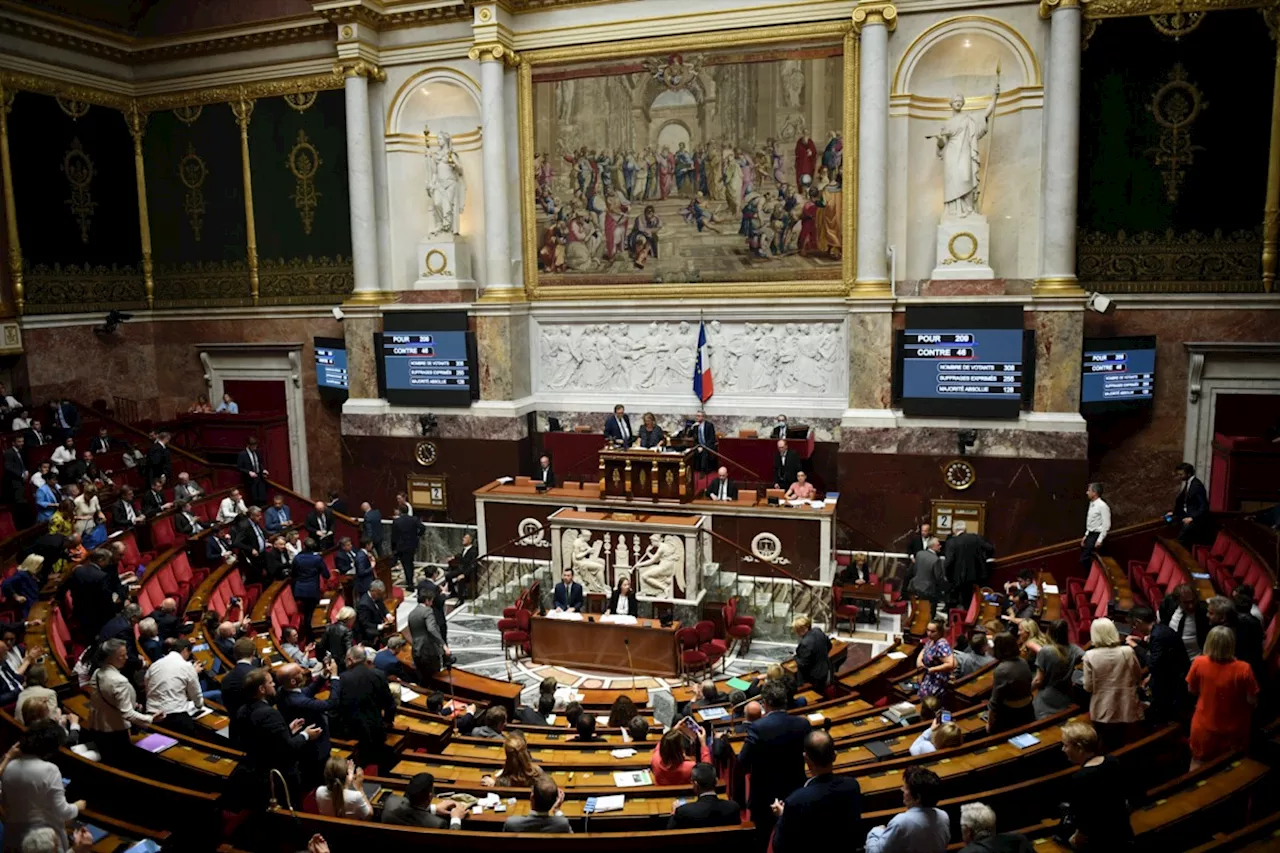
[333,59,387,82]
[468,42,520,65]
[230,94,254,131]
[852,3,897,33]
[125,103,147,145]
[1039,0,1083,19]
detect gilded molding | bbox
[22,262,146,314]
[1262,36,1280,293]
[1039,0,1082,19]
[334,59,387,83]
[468,42,521,65]
[0,83,20,315]
[138,74,346,111]
[1078,228,1264,293]
[520,20,849,65]
[125,104,154,309]
[1081,0,1269,19]
[852,3,898,32]
[844,27,858,293]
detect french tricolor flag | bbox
[693,320,714,402]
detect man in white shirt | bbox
[218,488,247,525]
[144,638,204,737]
[1080,482,1111,568]
[29,461,51,490]
[0,383,21,413]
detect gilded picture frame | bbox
[517,21,858,301]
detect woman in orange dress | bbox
[1186,625,1258,770]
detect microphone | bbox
[623,636,636,691]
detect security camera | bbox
[1085,292,1115,316]
[332,306,345,321]
[94,310,133,336]
[419,414,438,436]
[957,429,977,456]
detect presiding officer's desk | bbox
[531,614,680,677]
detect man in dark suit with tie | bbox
[603,403,635,448]
[390,508,425,590]
[173,500,204,538]
[305,500,336,549]
[738,681,811,844]
[1126,605,1188,722]
[444,533,479,601]
[358,502,382,555]
[221,637,260,743]
[1173,462,1209,548]
[140,476,171,516]
[111,486,141,530]
[553,567,584,612]
[291,539,330,641]
[274,661,340,788]
[535,455,555,487]
[2,435,30,528]
[23,419,49,450]
[770,729,861,852]
[91,427,113,456]
[145,431,172,485]
[232,667,322,809]
[667,762,741,829]
[207,527,234,565]
[334,536,357,576]
[690,411,718,474]
[334,646,396,773]
[704,466,739,501]
[355,581,392,648]
[236,436,268,505]
[773,439,801,490]
[770,414,790,440]
[906,521,932,564]
[231,504,268,578]
[942,521,994,608]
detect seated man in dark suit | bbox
[535,454,556,487]
[738,681,811,843]
[334,536,357,577]
[111,486,142,529]
[704,465,739,501]
[502,775,572,834]
[515,693,556,726]
[771,729,861,852]
[552,567,584,612]
[668,761,740,829]
[382,772,468,829]
[443,533,479,601]
[688,679,728,712]
[206,527,234,564]
[140,476,171,516]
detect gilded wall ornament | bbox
[1077,227,1262,292]
[55,96,90,119]
[173,104,203,125]
[1149,10,1205,37]
[179,143,208,241]
[1146,64,1206,203]
[287,130,321,235]
[61,138,97,243]
[283,90,318,113]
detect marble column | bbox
[847,309,894,410]
[470,43,520,300]
[342,310,380,404]
[339,60,386,298]
[852,4,895,295]
[1036,0,1084,295]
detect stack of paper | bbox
[400,686,420,703]
[886,651,908,660]
[613,770,652,787]
[610,748,637,759]
[1041,584,1060,594]
[697,706,729,722]
[586,794,626,813]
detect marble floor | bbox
[397,586,898,705]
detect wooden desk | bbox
[530,616,680,677]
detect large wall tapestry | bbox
[9,92,146,311]
[1077,10,1273,292]
[529,39,846,291]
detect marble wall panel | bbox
[343,315,380,400]
[1084,307,1280,522]
[342,412,528,441]
[848,311,892,411]
[841,425,1088,460]
[1031,308,1084,413]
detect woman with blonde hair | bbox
[1082,617,1142,750]
[480,731,542,788]
[1059,720,1133,851]
[1187,625,1258,770]
[73,483,100,536]
[1016,618,1047,660]
[1,554,42,616]
[315,756,372,818]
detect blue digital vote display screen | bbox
[314,337,349,397]
[1080,336,1156,412]
[377,311,478,407]
[898,305,1027,419]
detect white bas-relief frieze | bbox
[536,319,846,398]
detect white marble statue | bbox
[635,533,683,598]
[928,84,999,218]
[424,128,466,237]
[571,530,609,594]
